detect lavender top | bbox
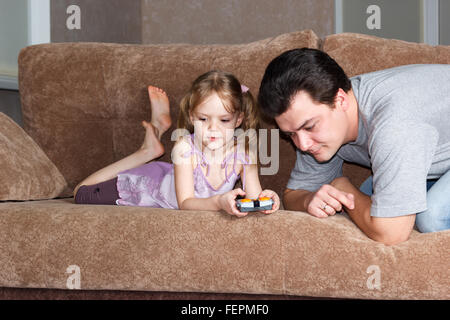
[115,134,249,208]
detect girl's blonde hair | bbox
[178,70,260,132]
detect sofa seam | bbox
[318,36,325,51]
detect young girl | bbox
[74,70,280,217]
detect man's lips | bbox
[309,147,321,155]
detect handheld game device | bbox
[236,196,274,212]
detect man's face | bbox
[275,91,348,163]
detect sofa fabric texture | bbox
[0,112,68,200]
[1,198,448,299]
[0,30,447,299]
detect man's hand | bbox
[305,179,355,218]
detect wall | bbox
[0,89,22,126]
[50,0,141,43]
[341,0,422,43]
[0,1,28,126]
[141,0,334,44]
[440,0,450,45]
[0,0,28,77]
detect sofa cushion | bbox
[0,198,448,299]
[0,112,68,200]
[322,32,450,77]
[18,30,320,200]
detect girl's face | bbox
[190,92,244,152]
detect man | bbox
[258,48,450,245]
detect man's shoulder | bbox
[352,64,450,80]
[369,119,437,140]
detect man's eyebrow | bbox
[282,118,314,134]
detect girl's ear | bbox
[235,112,244,128]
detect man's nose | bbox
[295,131,313,151]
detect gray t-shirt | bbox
[287,64,450,217]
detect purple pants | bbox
[74,177,119,205]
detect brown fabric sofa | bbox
[0,30,449,300]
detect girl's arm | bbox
[242,163,263,199]
[172,137,202,209]
[173,138,245,214]
[243,163,281,214]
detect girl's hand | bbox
[258,189,280,214]
[218,188,247,217]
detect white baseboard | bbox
[0,75,19,90]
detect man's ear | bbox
[335,88,349,111]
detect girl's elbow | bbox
[177,195,189,210]
[178,198,191,210]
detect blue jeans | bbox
[359,171,450,233]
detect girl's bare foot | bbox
[140,121,165,161]
[148,86,172,140]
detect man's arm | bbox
[283,188,312,212]
[331,177,415,245]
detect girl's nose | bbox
[208,120,219,131]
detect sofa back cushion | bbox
[323,33,450,77]
[18,30,320,199]
[323,33,450,187]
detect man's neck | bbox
[346,89,359,143]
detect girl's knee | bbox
[74,185,88,204]
[73,184,84,199]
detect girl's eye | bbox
[199,118,206,121]
[221,119,230,123]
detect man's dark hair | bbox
[258,48,351,118]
